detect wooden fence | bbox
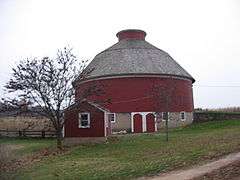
[0,130,57,138]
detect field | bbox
[1,120,240,180]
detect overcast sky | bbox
[0,0,240,108]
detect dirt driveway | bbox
[138,152,240,180]
[192,160,240,180]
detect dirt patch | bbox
[192,160,240,180]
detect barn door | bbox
[146,113,155,132]
[133,114,143,133]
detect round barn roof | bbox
[82,29,195,83]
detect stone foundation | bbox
[111,113,131,132]
[157,112,193,129]
[63,137,107,146]
[111,112,193,132]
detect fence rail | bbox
[0,130,57,138]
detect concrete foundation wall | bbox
[64,137,106,146]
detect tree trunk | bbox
[56,129,63,150]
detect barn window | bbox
[162,112,169,121]
[155,112,162,122]
[180,111,186,121]
[79,112,90,128]
[108,113,116,123]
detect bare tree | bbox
[5,47,102,149]
[151,77,176,142]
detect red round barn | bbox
[74,29,194,112]
[68,29,195,139]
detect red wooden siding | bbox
[133,114,143,133]
[75,76,194,113]
[64,102,105,137]
[146,113,155,132]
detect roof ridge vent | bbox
[116,29,146,41]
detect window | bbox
[162,112,169,121]
[108,113,116,123]
[180,111,186,121]
[155,112,162,122]
[79,112,90,128]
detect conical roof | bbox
[82,29,195,83]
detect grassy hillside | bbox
[1,120,240,180]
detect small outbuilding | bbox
[64,100,111,145]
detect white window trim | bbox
[155,112,163,122]
[180,111,186,121]
[79,112,90,128]
[162,112,170,121]
[107,113,116,123]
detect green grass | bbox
[2,120,240,180]
[0,137,55,157]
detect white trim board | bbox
[75,74,192,86]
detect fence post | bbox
[23,130,26,137]
[42,131,45,138]
[19,130,22,137]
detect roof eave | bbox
[74,73,195,87]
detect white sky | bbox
[0,0,240,108]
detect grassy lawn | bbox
[2,120,240,180]
[0,138,55,158]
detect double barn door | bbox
[133,113,155,133]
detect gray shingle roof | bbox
[83,39,195,82]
